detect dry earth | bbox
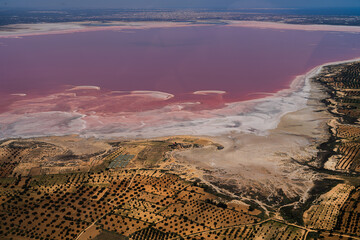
[172,79,332,207]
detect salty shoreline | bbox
[0,65,332,140]
[172,60,339,208]
[2,20,360,39]
[63,57,360,139]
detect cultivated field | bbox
[334,187,360,236]
[316,62,360,172]
[0,168,262,240]
[304,184,355,230]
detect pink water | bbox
[1,25,360,138]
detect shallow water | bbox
[1,25,360,138]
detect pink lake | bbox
[1,24,360,138]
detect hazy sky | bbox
[2,0,360,9]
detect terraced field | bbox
[336,144,360,171]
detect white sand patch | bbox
[324,155,340,171]
[10,93,27,97]
[2,20,360,39]
[229,21,360,33]
[180,102,201,105]
[67,86,101,91]
[193,90,226,95]
[0,21,195,38]
[109,91,128,94]
[0,111,86,139]
[130,91,174,100]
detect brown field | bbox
[304,184,355,230]
[335,187,360,236]
[188,220,305,240]
[301,63,360,238]
[336,144,360,171]
[160,200,258,229]
[336,125,360,139]
[316,62,360,173]
[306,231,354,240]
[0,135,218,178]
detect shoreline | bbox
[169,64,333,208]
[169,60,360,210]
[312,60,360,173]
[80,57,360,139]
[2,20,360,39]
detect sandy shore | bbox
[228,21,360,33]
[2,20,360,39]
[0,64,333,140]
[173,77,330,206]
[75,58,359,139]
[0,21,193,38]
